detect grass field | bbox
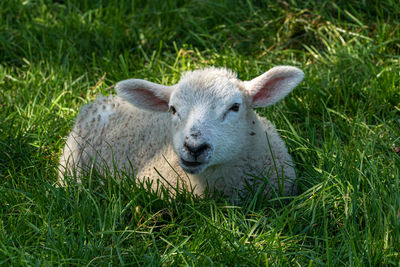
[1,0,400,265]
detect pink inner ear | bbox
[252,77,285,104]
[135,88,169,110]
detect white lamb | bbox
[59,66,304,199]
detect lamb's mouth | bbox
[179,158,207,174]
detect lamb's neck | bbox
[245,110,269,155]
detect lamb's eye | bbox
[229,103,240,112]
[169,105,176,115]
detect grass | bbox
[1,0,400,265]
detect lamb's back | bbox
[59,95,171,180]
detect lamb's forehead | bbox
[180,67,237,81]
[172,67,244,105]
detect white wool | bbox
[59,66,304,198]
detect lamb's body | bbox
[59,67,303,198]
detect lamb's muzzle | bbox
[183,142,211,158]
[179,140,213,174]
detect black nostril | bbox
[190,132,200,138]
[184,142,210,157]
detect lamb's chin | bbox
[179,159,208,174]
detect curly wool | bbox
[59,67,302,198]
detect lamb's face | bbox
[116,66,304,175]
[168,70,248,174]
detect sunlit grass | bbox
[1,0,400,265]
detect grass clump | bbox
[1,0,400,265]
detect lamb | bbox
[58,66,304,199]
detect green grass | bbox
[1,0,400,265]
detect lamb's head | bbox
[116,66,304,174]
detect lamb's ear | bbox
[116,79,174,112]
[244,66,304,108]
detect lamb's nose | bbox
[183,142,210,158]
